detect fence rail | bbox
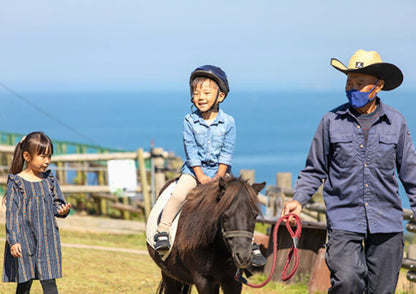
[0,137,182,221]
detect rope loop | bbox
[234,213,302,288]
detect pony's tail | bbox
[157,279,192,294]
[9,140,25,175]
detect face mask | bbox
[346,81,378,108]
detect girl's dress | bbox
[2,170,68,283]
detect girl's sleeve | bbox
[5,181,21,246]
[50,175,69,218]
[218,116,236,166]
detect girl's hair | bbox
[9,131,54,175]
[190,76,220,94]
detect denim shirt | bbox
[294,99,416,233]
[181,109,236,178]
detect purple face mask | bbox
[346,81,378,108]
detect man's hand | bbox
[281,200,302,225]
[10,243,22,258]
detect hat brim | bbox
[331,58,403,91]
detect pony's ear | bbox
[217,177,228,201]
[252,182,266,194]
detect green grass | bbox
[0,225,313,293]
[0,224,412,293]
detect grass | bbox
[0,225,313,293]
[0,225,411,293]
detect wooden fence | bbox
[0,142,182,221]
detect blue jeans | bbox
[326,229,403,294]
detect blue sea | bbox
[0,88,415,209]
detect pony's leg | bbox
[193,278,220,294]
[161,272,191,294]
[220,279,243,294]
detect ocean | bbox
[0,88,415,208]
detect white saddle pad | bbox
[146,180,181,260]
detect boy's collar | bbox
[193,109,225,124]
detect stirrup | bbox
[251,243,266,267]
[154,232,171,252]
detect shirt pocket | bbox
[377,134,398,170]
[330,133,356,168]
[212,129,226,149]
[194,129,206,147]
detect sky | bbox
[0,0,415,92]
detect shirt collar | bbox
[192,108,225,125]
[336,97,391,124]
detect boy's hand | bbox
[57,203,71,215]
[10,243,22,258]
[197,174,211,185]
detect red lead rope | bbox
[234,213,302,288]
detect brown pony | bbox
[148,177,265,294]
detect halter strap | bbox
[222,230,254,239]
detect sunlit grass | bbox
[0,225,411,293]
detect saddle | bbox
[146,179,182,261]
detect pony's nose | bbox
[235,248,252,268]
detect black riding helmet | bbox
[189,65,229,113]
[189,65,230,97]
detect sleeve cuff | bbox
[293,192,311,207]
[187,159,201,167]
[218,155,232,166]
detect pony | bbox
[147,177,265,294]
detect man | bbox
[283,49,416,293]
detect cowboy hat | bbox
[331,49,403,91]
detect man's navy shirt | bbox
[294,99,416,233]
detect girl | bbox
[2,131,70,294]
[153,65,265,267]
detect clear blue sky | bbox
[0,0,415,91]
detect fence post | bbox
[97,154,107,216]
[137,148,152,221]
[276,172,292,189]
[273,172,292,216]
[240,169,255,184]
[152,148,165,198]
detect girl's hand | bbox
[10,243,22,258]
[57,203,71,215]
[197,174,211,185]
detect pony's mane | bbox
[176,177,260,255]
